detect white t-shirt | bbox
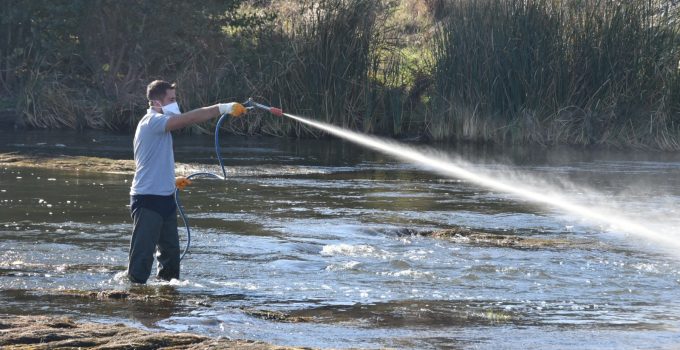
[130,108,175,196]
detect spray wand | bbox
[243,98,283,117]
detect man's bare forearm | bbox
[165,105,221,132]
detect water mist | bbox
[283,113,679,251]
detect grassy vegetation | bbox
[227,0,395,137]
[430,0,680,149]
[1,0,679,149]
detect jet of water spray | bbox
[283,113,678,250]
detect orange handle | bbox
[175,177,192,190]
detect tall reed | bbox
[430,0,680,148]
[3,0,260,131]
[223,0,398,137]
[4,0,680,149]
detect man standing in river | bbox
[127,80,245,284]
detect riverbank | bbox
[5,1,680,149]
[0,315,304,349]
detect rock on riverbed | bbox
[0,315,304,349]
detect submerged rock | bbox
[55,289,313,324]
[60,289,134,300]
[241,308,313,323]
[281,300,518,328]
[0,315,306,349]
[0,151,200,176]
[0,152,135,174]
[400,226,600,250]
[52,288,205,311]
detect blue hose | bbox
[175,113,230,261]
[215,114,229,179]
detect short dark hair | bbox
[146,80,176,102]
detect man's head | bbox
[146,80,177,110]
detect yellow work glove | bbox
[218,102,246,117]
[175,177,192,190]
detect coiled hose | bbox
[175,112,230,261]
[174,100,283,261]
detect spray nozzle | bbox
[243,98,283,117]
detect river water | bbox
[1,130,680,349]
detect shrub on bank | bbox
[1,0,679,149]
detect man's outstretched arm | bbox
[165,103,245,132]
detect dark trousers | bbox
[127,207,180,283]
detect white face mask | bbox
[161,101,181,116]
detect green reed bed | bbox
[221,0,394,137]
[1,0,261,131]
[2,0,679,149]
[430,0,680,149]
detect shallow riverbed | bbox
[1,129,680,349]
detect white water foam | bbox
[324,261,362,271]
[320,243,392,258]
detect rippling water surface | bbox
[1,130,680,349]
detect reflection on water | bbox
[2,130,680,349]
